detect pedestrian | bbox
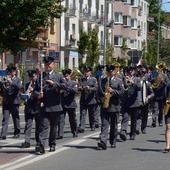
[57,69,78,139]
[22,70,41,148]
[77,66,98,133]
[97,65,124,150]
[0,65,22,140]
[35,56,67,154]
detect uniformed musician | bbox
[22,70,41,148]
[35,56,67,154]
[77,66,98,133]
[95,65,106,128]
[119,66,141,141]
[57,69,78,139]
[136,70,154,134]
[97,65,124,150]
[0,66,22,140]
[150,67,169,127]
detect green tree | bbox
[146,40,157,66]
[77,28,89,59]
[120,38,129,66]
[0,0,66,55]
[105,40,114,65]
[141,40,147,65]
[87,27,100,67]
[148,0,166,38]
[159,39,170,67]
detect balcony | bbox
[96,15,104,26]
[65,8,76,18]
[106,20,114,29]
[138,29,142,37]
[65,39,77,49]
[106,0,114,3]
[79,12,96,23]
[138,5,143,16]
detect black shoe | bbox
[119,133,127,141]
[159,123,163,127]
[151,123,156,128]
[35,145,45,154]
[130,136,135,140]
[77,127,84,133]
[73,134,78,138]
[91,127,95,131]
[56,136,63,140]
[0,136,6,140]
[95,124,99,128]
[141,129,146,134]
[98,142,107,150]
[49,146,55,152]
[136,130,140,135]
[22,142,30,148]
[111,144,116,148]
[13,134,20,138]
[163,148,170,153]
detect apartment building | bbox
[60,0,114,69]
[113,0,149,65]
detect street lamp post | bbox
[103,0,107,66]
[157,0,170,63]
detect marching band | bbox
[0,57,170,153]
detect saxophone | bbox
[164,92,170,116]
[103,77,111,108]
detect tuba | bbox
[71,68,83,80]
[152,61,166,88]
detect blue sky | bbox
[162,0,170,12]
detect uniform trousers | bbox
[79,104,96,130]
[100,109,119,145]
[58,108,77,137]
[1,104,20,137]
[24,112,40,144]
[120,107,138,137]
[136,104,149,132]
[39,111,60,148]
[94,103,100,126]
[152,99,164,125]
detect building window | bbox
[123,0,131,3]
[130,39,137,49]
[131,18,137,28]
[114,36,122,46]
[123,16,131,26]
[114,12,122,24]
[73,58,75,68]
[126,38,130,48]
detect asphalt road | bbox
[0,105,169,170]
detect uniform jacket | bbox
[107,77,124,112]
[151,74,169,100]
[42,71,67,112]
[0,76,22,105]
[138,80,154,106]
[61,79,78,108]
[80,76,98,105]
[24,80,41,114]
[122,77,141,108]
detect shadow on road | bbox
[63,144,101,150]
